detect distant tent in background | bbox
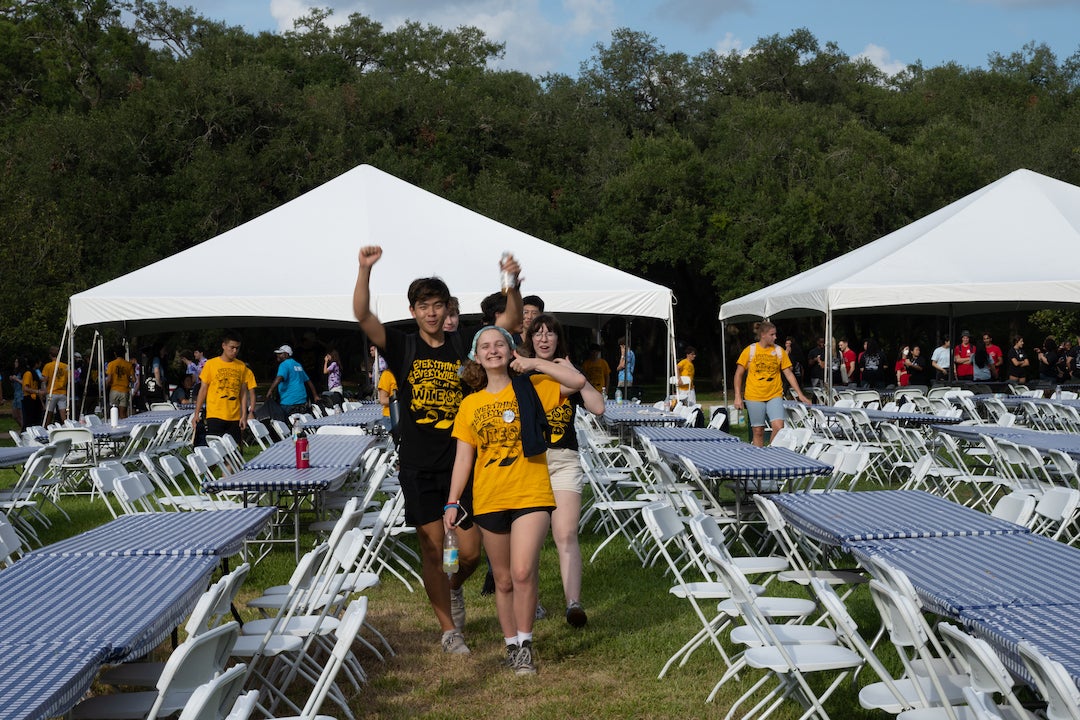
[719,168,1080,391]
[63,164,677,404]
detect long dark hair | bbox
[523,313,569,360]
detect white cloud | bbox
[714,32,746,57]
[855,43,907,76]
[261,0,616,75]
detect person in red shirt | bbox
[982,332,1004,380]
[954,330,975,381]
[838,338,856,385]
[895,346,911,387]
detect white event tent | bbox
[721,168,1080,323]
[718,168,1080,391]
[63,164,675,405]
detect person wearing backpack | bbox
[858,338,885,390]
[353,244,523,657]
[733,321,812,447]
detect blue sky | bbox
[181,0,1080,77]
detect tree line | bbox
[3,0,1079,385]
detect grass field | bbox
[0,410,903,720]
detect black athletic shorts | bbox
[398,466,474,529]
[473,506,554,534]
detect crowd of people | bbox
[775,330,1080,392]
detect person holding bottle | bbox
[445,326,585,675]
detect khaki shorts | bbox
[547,447,584,494]
[109,390,131,409]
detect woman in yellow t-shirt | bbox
[443,326,585,675]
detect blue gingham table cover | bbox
[299,404,384,429]
[0,640,110,720]
[799,403,961,426]
[960,604,1080,690]
[602,403,685,426]
[850,533,1080,616]
[0,445,39,468]
[203,466,350,494]
[934,423,1080,460]
[28,507,276,558]
[632,426,741,443]
[654,441,832,481]
[117,408,193,426]
[244,435,378,470]
[771,489,1032,547]
[0,554,217,662]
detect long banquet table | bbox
[933,422,1080,460]
[771,489,1080,690]
[243,435,379,470]
[298,403,384,429]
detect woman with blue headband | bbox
[444,325,586,676]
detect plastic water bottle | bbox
[614,388,622,404]
[443,527,459,574]
[295,435,310,469]
[109,405,119,427]
[499,251,518,293]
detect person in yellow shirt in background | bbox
[42,346,69,422]
[676,346,697,406]
[377,368,397,431]
[190,331,257,446]
[106,346,134,419]
[733,321,811,447]
[580,343,611,395]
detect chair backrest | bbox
[114,472,166,513]
[270,419,292,442]
[937,622,1028,718]
[989,492,1036,526]
[1017,640,1080,720]
[177,664,249,720]
[147,622,240,720]
[245,418,272,450]
[0,516,23,565]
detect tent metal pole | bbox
[825,309,833,402]
[721,320,728,414]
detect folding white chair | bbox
[72,622,240,720]
[1017,640,1080,720]
[1028,487,1080,542]
[246,418,273,450]
[270,419,292,442]
[113,471,170,514]
[269,598,369,720]
[989,492,1036,527]
[710,558,861,720]
[935,622,1036,720]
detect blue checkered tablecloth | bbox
[0,445,39,469]
[934,423,1080,460]
[28,507,276,558]
[0,640,109,720]
[0,554,217,662]
[654,441,832,481]
[771,489,1032,547]
[633,426,740,443]
[244,435,378,470]
[299,404,384,429]
[602,403,685,426]
[203,466,350,494]
[799,402,960,426]
[118,408,194,424]
[851,533,1080,616]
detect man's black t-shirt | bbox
[384,326,469,473]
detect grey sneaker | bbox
[504,643,519,667]
[534,601,547,620]
[513,640,536,675]
[441,629,470,655]
[450,586,466,630]
[565,601,588,628]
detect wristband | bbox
[444,502,461,511]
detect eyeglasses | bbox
[533,328,557,338]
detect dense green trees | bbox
[2,2,1079,382]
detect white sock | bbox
[517,631,533,645]
[505,637,518,647]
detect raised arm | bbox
[353,245,387,350]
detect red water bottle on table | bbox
[295,434,310,469]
